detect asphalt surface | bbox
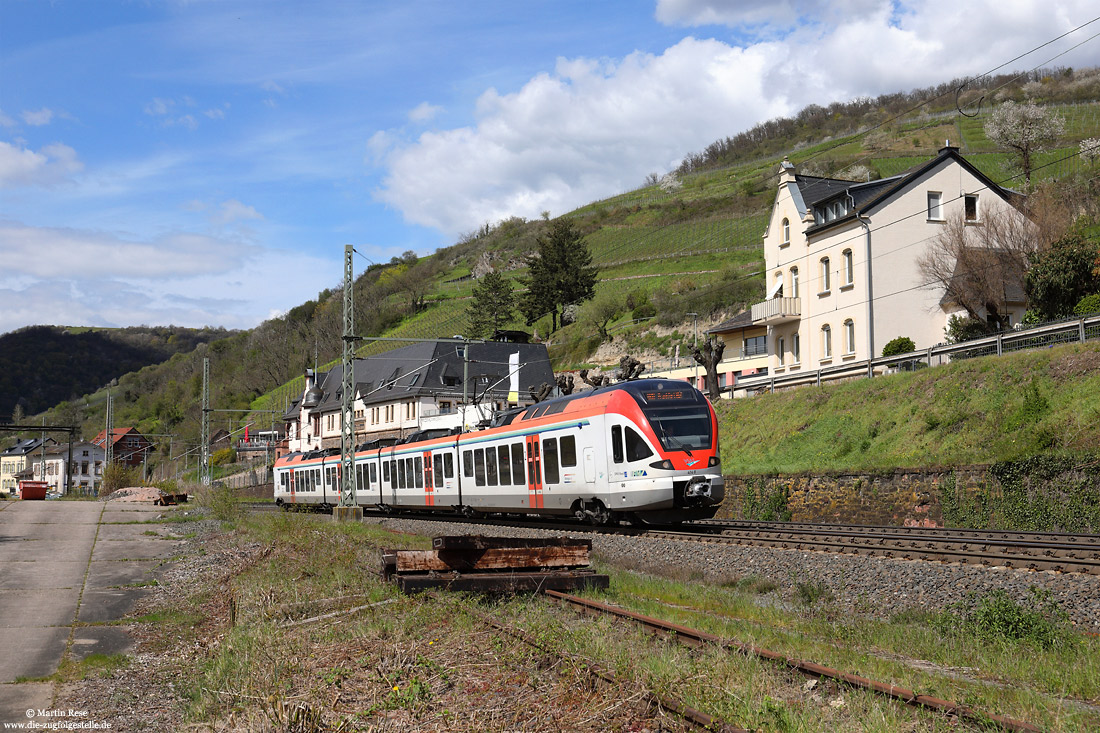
[0,499,182,727]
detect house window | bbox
[777,337,785,366]
[844,319,855,355]
[439,401,453,414]
[820,257,831,293]
[781,217,790,245]
[927,191,943,220]
[822,324,832,359]
[792,333,800,364]
[965,194,979,221]
[790,267,799,298]
[842,249,854,286]
[744,335,766,357]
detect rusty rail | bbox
[546,590,1042,733]
[464,605,750,732]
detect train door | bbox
[583,448,596,484]
[288,468,296,503]
[422,450,435,506]
[383,448,397,506]
[525,434,543,509]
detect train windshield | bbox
[640,403,712,452]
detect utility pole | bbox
[200,357,211,486]
[688,312,699,388]
[335,244,363,522]
[104,392,113,467]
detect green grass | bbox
[716,341,1100,475]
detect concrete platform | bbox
[0,501,182,727]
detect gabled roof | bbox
[801,146,1020,237]
[292,340,555,415]
[1,437,57,457]
[92,427,150,447]
[709,310,753,335]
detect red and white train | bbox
[273,379,724,524]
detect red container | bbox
[18,481,49,500]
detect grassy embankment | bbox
[95,507,1100,732]
[715,341,1100,475]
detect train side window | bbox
[497,446,511,485]
[542,438,560,484]
[395,460,404,489]
[560,435,577,467]
[485,448,498,486]
[444,453,454,479]
[383,461,390,483]
[625,427,654,462]
[611,425,624,464]
[474,449,486,486]
[511,443,525,485]
[370,463,377,485]
[413,457,423,488]
[434,454,444,487]
[463,450,473,478]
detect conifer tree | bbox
[465,271,516,338]
[520,219,598,332]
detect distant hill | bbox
[0,325,234,420]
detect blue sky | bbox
[2,0,1097,335]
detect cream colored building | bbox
[758,145,1029,375]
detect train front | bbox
[622,380,725,522]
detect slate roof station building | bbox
[284,339,555,453]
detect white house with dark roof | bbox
[756,145,1032,376]
[284,339,555,452]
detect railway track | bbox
[249,503,1100,575]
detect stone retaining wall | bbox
[719,465,995,527]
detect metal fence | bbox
[730,313,1100,396]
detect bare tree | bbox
[616,355,645,382]
[917,207,1035,330]
[578,369,610,389]
[555,374,575,395]
[984,101,1065,186]
[691,337,726,401]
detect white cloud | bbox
[373,0,1099,238]
[205,107,226,120]
[0,109,15,128]
[144,97,174,116]
[0,221,336,335]
[21,108,54,126]
[0,141,83,188]
[408,102,442,123]
[212,199,264,226]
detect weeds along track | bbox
[257,505,1100,575]
[544,590,1042,733]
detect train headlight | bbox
[649,459,674,470]
[708,456,720,467]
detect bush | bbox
[211,447,237,466]
[945,315,994,343]
[933,587,1074,650]
[881,336,915,357]
[102,463,140,494]
[1073,293,1100,316]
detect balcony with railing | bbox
[751,297,801,325]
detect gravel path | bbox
[366,516,1100,633]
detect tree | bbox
[520,219,598,333]
[582,292,624,341]
[917,207,1034,331]
[881,337,916,357]
[984,101,1065,186]
[691,337,726,401]
[465,271,516,338]
[1025,229,1100,320]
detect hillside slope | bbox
[715,341,1100,475]
[0,325,233,421]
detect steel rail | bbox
[640,528,1100,574]
[545,590,1042,733]
[462,605,749,732]
[260,504,1100,573]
